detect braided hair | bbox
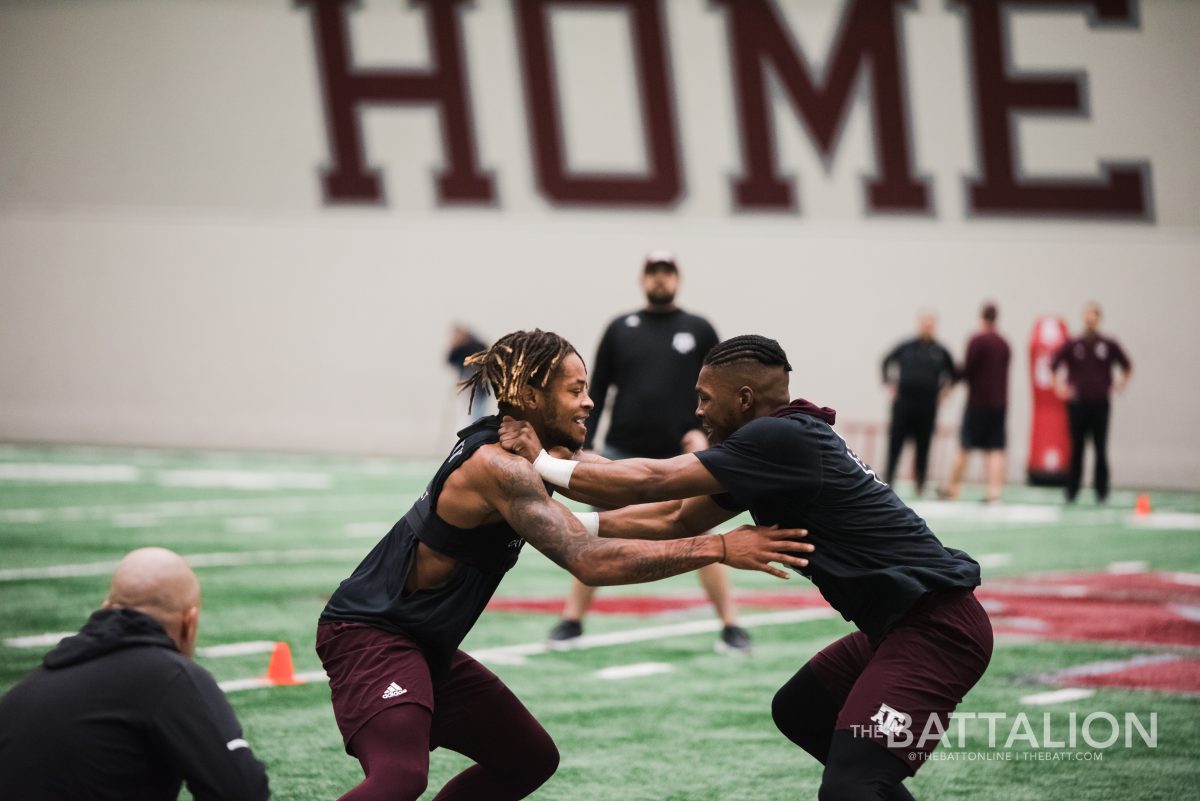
[703,334,792,372]
[458,329,580,413]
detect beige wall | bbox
[2,0,1198,488]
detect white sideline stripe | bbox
[157,469,332,491]
[1131,512,1200,530]
[1107,560,1148,574]
[0,463,141,483]
[1171,572,1200,586]
[1020,688,1096,705]
[219,608,838,693]
[976,553,1012,568]
[3,632,75,648]
[0,549,363,581]
[596,662,675,680]
[198,641,279,658]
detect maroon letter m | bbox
[717,0,929,213]
[300,0,494,205]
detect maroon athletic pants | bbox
[317,622,558,801]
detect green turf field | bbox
[2,443,1198,800]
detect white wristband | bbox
[573,511,600,536]
[533,449,577,488]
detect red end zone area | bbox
[488,571,1200,694]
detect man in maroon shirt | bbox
[939,303,1011,503]
[1052,302,1132,503]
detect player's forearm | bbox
[572,534,724,586]
[596,500,690,540]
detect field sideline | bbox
[1,443,1198,800]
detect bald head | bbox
[105,548,201,655]
[917,311,936,340]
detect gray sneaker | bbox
[547,619,583,650]
[715,624,752,655]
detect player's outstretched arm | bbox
[484,450,808,583]
[597,496,736,540]
[499,418,721,506]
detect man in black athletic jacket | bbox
[0,547,270,801]
[546,250,750,654]
[316,329,812,801]
[502,335,992,801]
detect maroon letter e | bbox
[299,0,494,205]
[953,0,1150,219]
[717,0,929,214]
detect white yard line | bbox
[219,608,838,693]
[8,636,284,659]
[976,553,1012,568]
[218,670,328,692]
[1107,560,1149,574]
[0,494,399,527]
[3,632,76,648]
[1020,688,1096,705]
[1034,653,1183,684]
[197,641,280,658]
[595,662,675,680]
[157,469,332,491]
[0,463,142,483]
[0,549,363,581]
[344,522,393,538]
[1130,512,1200,530]
[909,500,1061,524]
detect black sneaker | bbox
[715,624,752,655]
[546,619,583,650]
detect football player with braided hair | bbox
[316,329,813,801]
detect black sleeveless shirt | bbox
[320,416,536,676]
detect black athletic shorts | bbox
[960,408,1006,450]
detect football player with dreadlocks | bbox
[501,334,992,801]
[316,329,813,801]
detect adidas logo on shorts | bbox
[382,682,408,699]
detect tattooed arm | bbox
[479,448,809,584]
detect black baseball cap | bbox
[643,249,678,274]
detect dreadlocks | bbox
[458,329,580,413]
[703,335,792,372]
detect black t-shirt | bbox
[881,337,958,403]
[584,308,719,458]
[695,412,980,638]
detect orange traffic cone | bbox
[263,642,300,685]
[1135,493,1151,516]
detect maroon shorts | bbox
[315,621,509,755]
[809,589,993,773]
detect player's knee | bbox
[771,684,802,742]
[362,764,427,801]
[771,666,827,752]
[509,728,559,794]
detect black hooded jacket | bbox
[0,608,269,801]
